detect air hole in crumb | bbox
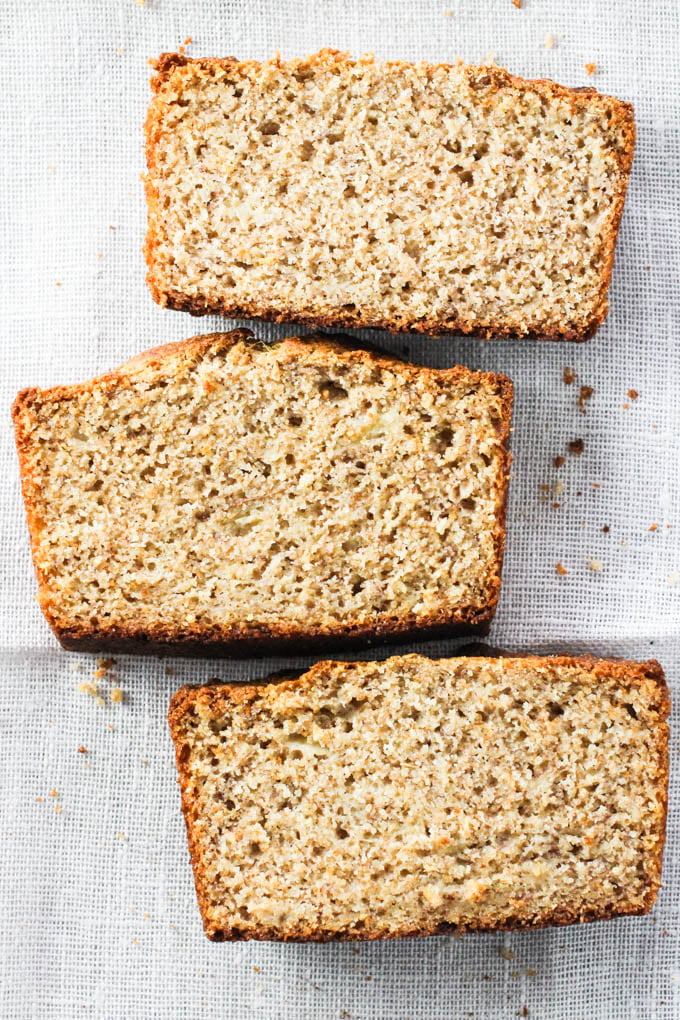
[259,120,280,135]
[548,702,565,718]
[625,703,638,719]
[288,415,302,427]
[300,140,315,161]
[460,498,476,510]
[336,826,349,839]
[318,380,349,401]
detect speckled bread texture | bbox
[12,330,512,655]
[168,653,669,942]
[145,49,635,342]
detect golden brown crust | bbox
[13,330,512,655]
[168,653,669,942]
[144,50,635,343]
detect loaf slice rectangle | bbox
[13,330,512,654]
[145,49,635,341]
[168,653,669,942]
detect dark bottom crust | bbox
[56,614,492,658]
[205,898,657,942]
[157,289,601,343]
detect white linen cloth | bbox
[0,0,678,1016]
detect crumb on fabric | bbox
[500,946,515,960]
[554,455,565,468]
[111,687,125,704]
[588,559,603,572]
[50,789,59,797]
[526,968,537,977]
[545,35,555,49]
[78,746,87,754]
[649,524,658,532]
[556,562,568,576]
[602,525,610,533]
[97,657,116,670]
[55,804,62,815]
[512,0,521,7]
[628,389,639,400]
[585,62,597,76]
[578,385,594,411]
[555,480,564,496]
[568,438,585,455]
[563,366,576,385]
[78,681,105,707]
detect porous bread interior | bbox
[172,655,667,940]
[16,335,509,640]
[146,51,633,338]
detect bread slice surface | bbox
[13,330,512,654]
[168,653,669,941]
[145,49,635,341]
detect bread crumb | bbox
[526,968,537,977]
[141,759,149,766]
[628,389,639,400]
[554,456,565,468]
[568,438,585,455]
[111,687,125,704]
[563,366,576,385]
[512,0,521,7]
[622,403,630,410]
[97,657,116,670]
[585,62,597,76]
[50,789,59,798]
[521,1007,530,1018]
[556,562,568,576]
[35,797,43,803]
[545,35,555,49]
[500,946,515,960]
[554,480,564,496]
[578,385,594,412]
[134,0,146,6]
[444,9,453,16]
[602,525,610,533]
[55,804,62,815]
[55,282,62,287]
[588,559,603,572]
[78,746,87,754]
[592,482,601,489]
[117,832,127,840]
[650,524,658,532]
[78,681,105,707]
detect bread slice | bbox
[12,330,512,654]
[145,49,635,342]
[168,653,669,942]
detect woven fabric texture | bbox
[1,0,678,1016]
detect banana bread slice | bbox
[13,330,512,654]
[145,49,635,342]
[169,653,669,942]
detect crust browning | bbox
[168,653,669,942]
[144,50,635,342]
